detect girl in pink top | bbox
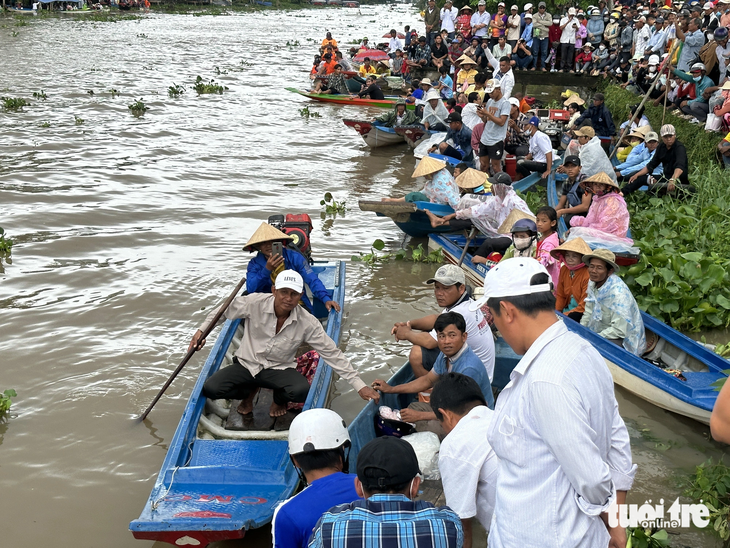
[535,206,561,289]
[569,172,633,244]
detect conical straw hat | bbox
[242,222,293,252]
[583,171,620,189]
[498,209,535,234]
[412,156,447,178]
[550,236,592,260]
[456,168,488,189]
[564,95,585,107]
[457,54,477,65]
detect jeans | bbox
[724,154,730,169]
[513,53,534,69]
[427,31,439,47]
[516,159,548,176]
[532,37,549,68]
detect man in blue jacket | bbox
[244,222,340,313]
[615,131,662,188]
[428,111,474,162]
[575,92,616,137]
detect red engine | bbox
[267,214,313,262]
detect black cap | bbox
[445,112,462,123]
[356,437,420,489]
[563,155,581,166]
[487,171,513,185]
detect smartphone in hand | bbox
[272,241,283,256]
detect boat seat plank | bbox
[226,391,276,431]
[188,439,291,470]
[358,200,417,215]
[682,371,726,392]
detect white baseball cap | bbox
[470,257,552,310]
[275,269,304,293]
[524,3,533,9]
[568,7,576,15]
[485,78,502,93]
[509,96,520,107]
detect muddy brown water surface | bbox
[0,6,727,548]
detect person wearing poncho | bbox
[381,157,460,208]
[580,248,646,356]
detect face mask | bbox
[670,81,677,88]
[649,66,657,73]
[693,75,702,82]
[553,20,559,24]
[599,44,606,50]
[708,33,715,41]
[591,187,608,197]
[513,235,533,250]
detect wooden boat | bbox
[7,6,36,12]
[427,235,729,425]
[358,173,542,239]
[348,338,521,471]
[343,119,405,148]
[394,125,434,148]
[130,261,347,547]
[285,88,411,110]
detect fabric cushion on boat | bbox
[405,191,430,203]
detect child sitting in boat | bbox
[550,237,591,322]
[381,156,460,208]
[581,249,646,356]
[534,206,561,289]
[372,311,494,439]
[500,217,538,260]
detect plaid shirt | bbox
[308,494,463,548]
[410,44,432,64]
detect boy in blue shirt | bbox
[372,311,494,438]
[272,409,360,548]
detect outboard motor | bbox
[267,213,314,263]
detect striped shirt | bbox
[308,494,463,548]
[487,320,636,548]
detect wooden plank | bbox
[358,200,417,215]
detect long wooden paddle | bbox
[457,227,478,266]
[135,275,247,422]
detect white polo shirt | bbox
[560,16,578,43]
[441,6,458,32]
[529,129,552,163]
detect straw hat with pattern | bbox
[583,248,619,272]
[412,156,447,178]
[455,168,489,190]
[243,222,293,252]
[550,237,592,260]
[582,171,620,189]
[498,209,536,234]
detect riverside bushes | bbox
[603,85,730,330]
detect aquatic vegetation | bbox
[1,97,29,111]
[286,39,300,46]
[32,90,47,100]
[109,88,119,97]
[74,115,84,125]
[352,240,444,265]
[0,227,13,255]
[167,83,185,98]
[685,459,730,543]
[137,33,148,38]
[193,76,228,95]
[11,30,19,37]
[0,389,16,415]
[517,185,547,213]
[213,66,228,75]
[87,90,94,96]
[299,106,321,119]
[14,17,28,27]
[128,99,148,116]
[320,192,346,215]
[39,121,50,128]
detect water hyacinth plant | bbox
[128,99,148,116]
[193,76,228,95]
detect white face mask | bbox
[670,81,677,88]
[708,33,715,41]
[599,45,606,50]
[513,235,533,250]
[649,66,657,73]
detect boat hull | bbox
[343,119,406,148]
[130,262,347,547]
[286,87,412,110]
[359,200,457,238]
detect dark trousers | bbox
[505,143,529,157]
[516,159,547,176]
[621,174,695,197]
[560,43,574,71]
[441,144,465,160]
[475,236,513,258]
[202,358,309,406]
[532,37,549,68]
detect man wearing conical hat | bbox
[244,222,340,314]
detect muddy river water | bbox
[0,5,727,547]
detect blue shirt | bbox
[614,142,662,177]
[520,23,533,48]
[246,248,330,312]
[439,75,453,99]
[308,493,463,548]
[273,473,359,548]
[433,344,495,408]
[443,124,473,161]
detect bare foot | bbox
[237,388,259,415]
[424,209,444,228]
[269,401,288,418]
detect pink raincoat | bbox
[569,191,632,243]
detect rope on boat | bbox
[150,439,194,511]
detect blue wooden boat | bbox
[357,173,542,239]
[130,261,346,547]
[427,234,729,424]
[348,338,521,472]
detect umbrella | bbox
[382,32,406,38]
[353,49,390,62]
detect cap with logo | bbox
[426,264,466,286]
[563,155,581,166]
[645,131,659,142]
[527,116,540,127]
[470,257,552,310]
[484,78,502,93]
[445,111,462,123]
[275,270,304,293]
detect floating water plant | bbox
[109,88,119,97]
[0,227,13,255]
[193,76,228,95]
[128,99,148,116]
[1,97,29,111]
[32,90,47,100]
[40,121,50,128]
[0,389,16,415]
[299,106,321,119]
[167,83,185,98]
[74,115,84,125]
[320,192,346,215]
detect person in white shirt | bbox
[632,16,652,58]
[470,258,636,548]
[461,91,483,129]
[431,372,498,548]
[390,264,496,381]
[471,0,491,38]
[484,48,515,98]
[441,0,458,39]
[506,5,522,48]
[516,115,552,179]
[560,7,579,71]
[387,29,403,56]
